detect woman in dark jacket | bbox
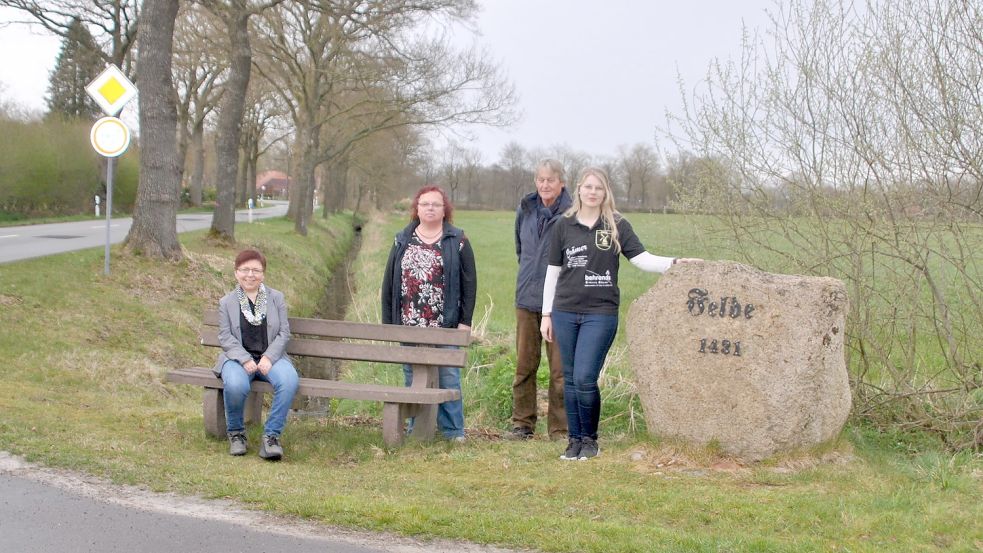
[381,185,477,441]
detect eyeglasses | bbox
[419,202,444,209]
[236,267,264,275]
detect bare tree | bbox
[460,145,482,208]
[124,0,181,259]
[664,151,734,214]
[438,140,467,204]
[173,2,225,205]
[344,125,423,215]
[499,141,530,208]
[551,144,592,189]
[615,142,661,210]
[199,0,284,244]
[239,85,285,205]
[252,0,515,235]
[668,0,982,449]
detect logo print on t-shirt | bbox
[584,270,613,287]
[595,229,612,251]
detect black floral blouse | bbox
[399,235,465,327]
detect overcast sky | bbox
[0,1,776,162]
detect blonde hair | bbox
[565,166,622,253]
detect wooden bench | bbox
[166,310,469,446]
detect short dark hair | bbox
[234,249,266,270]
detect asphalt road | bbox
[0,473,391,553]
[0,452,521,553]
[0,201,288,264]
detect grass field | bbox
[0,210,980,552]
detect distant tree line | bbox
[383,139,701,214]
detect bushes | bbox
[0,117,139,216]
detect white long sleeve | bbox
[629,251,675,273]
[541,264,561,314]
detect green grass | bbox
[0,210,981,552]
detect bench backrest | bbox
[200,310,468,368]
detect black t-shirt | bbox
[548,215,646,314]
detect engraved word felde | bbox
[687,288,755,319]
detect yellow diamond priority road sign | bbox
[85,65,137,116]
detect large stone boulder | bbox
[626,261,851,460]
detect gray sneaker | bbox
[578,437,599,460]
[228,432,247,456]
[559,437,582,460]
[259,434,283,461]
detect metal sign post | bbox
[86,65,136,276]
[104,158,115,275]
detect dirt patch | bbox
[0,294,23,306]
[0,451,531,553]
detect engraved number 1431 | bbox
[698,338,742,356]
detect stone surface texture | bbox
[627,261,851,460]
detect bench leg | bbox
[382,403,438,446]
[204,389,262,438]
[382,402,407,447]
[405,364,439,441]
[408,403,437,442]
[203,388,226,439]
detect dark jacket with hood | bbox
[514,187,572,311]
[381,220,477,328]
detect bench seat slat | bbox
[166,367,460,404]
[198,328,466,367]
[202,310,470,347]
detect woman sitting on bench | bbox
[214,248,299,460]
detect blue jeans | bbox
[551,310,619,440]
[402,360,464,440]
[221,358,299,437]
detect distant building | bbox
[257,170,290,199]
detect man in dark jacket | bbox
[510,159,573,439]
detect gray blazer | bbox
[212,287,291,376]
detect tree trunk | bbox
[190,118,205,206]
[323,153,349,217]
[292,153,316,235]
[236,144,248,205]
[209,8,252,243]
[124,0,181,260]
[247,138,258,203]
[289,122,318,235]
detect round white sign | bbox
[90,117,131,158]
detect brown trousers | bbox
[512,307,567,436]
